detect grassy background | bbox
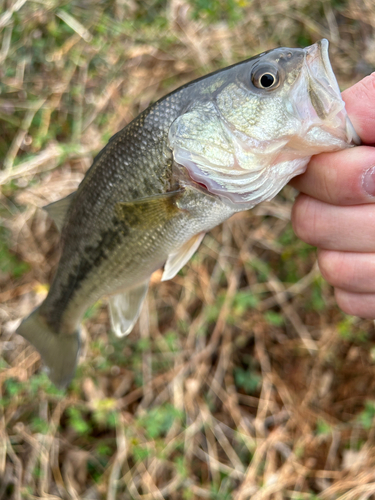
[1,0,375,498]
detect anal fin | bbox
[162,232,205,281]
[108,280,149,337]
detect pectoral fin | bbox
[115,190,184,229]
[44,191,76,232]
[162,232,205,281]
[108,280,149,337]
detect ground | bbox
[1,0,375,498]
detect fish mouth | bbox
[306,39,340,97]
[302,39,361,145]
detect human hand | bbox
[291,73,375,318]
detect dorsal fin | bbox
[44,192,76,232]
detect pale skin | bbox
[291,73,375,319]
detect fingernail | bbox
[363,166,375,197]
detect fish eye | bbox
[259,73,275,88]
[251,65,280,90]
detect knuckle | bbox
[291,194,319,245]
[317,250,337,284]
[335,289,375,319]
[334,289,356,316]
[321,165,338,205]
[320,253,375,293]
[318,250,349,288]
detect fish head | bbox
[169,39,359,209]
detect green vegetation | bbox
[234,366,262,394]
[358,401,375,430]
[0,228,29,278]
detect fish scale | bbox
[17,39,360,387]
[41,96,184,319]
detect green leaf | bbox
[315,418,331,436]
[264,311,284,327]
[0,229,30,279]
[67,407,91,435]
[133,445,151,461]
[31,417,49,434]
[359,401,375,430]
[234,367,261,394]
[232,291,259,315]
[137,404,183,439]
[4,378,23,397]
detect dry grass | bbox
[1,0,375,498]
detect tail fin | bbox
[16,308,80,388]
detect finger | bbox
[291,194,375,251]
[335,289,375,319]
[342,73,375,145]
[290,146,375,205]
[318,249,375,293]
[290,74,375,202]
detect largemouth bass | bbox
[17,39,359,387]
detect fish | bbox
[16,39,360,388]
